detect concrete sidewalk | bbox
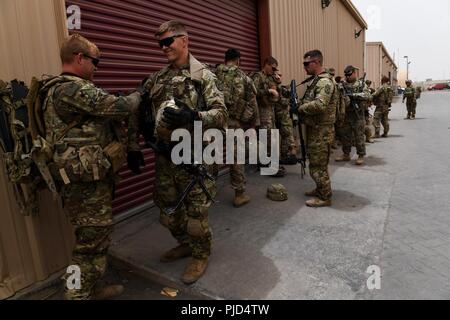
[110,149,393,300]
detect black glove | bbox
[127,151,145,175]
[163,98,199,128]
[136,77,148,95]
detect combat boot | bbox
[91,285,124,300]
[335,154,351,162]
[233,191,251,208]
[181,258,209,285]
[373,133,381,139]
[355,156,365,166]
[304,189,318,197]
[382,133,388,138]
[306,198,332,208]
[271,166,286,178]
[160,244,192,263]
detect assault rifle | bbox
[289,79,307,179]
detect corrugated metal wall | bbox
[366,43,382,88]
[0,0,73,299]
[269,0,366,85]
[65,0,260,215]
[366,42,398,89]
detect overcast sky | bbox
[352,0,450,81]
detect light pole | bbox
[404,56,411,81]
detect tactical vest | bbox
[302,73,338,126]
[42,75,125,185]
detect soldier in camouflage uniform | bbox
[335,66,372,166]
[296,50,337,208]
[273,72,297,165]
[216,48,258,208]
[363,80,375,143]
[252,57,285,177]
[42,34,142,300]
[130,21,227,285]
[373,76,394,138]
[403,80,417,119]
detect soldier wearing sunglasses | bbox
[41,34,142,300]
[129,20,227,285]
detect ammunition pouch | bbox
[103,140,126,173]
[49,143,112,184]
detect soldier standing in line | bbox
[373,76,394,138]
[363,79,375,144]
[42,34,142,300]
[252,57,285,177]
[296,50,338,208]
[272,72,298,165]
[129,20,227,285]
[403,80,417,119]
[216,48,259,208]
[335,65,372,166]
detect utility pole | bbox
[404,56,411,80]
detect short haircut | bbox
[155,20,188,38]
[381,76,390,84]
[225,48,241,62]
[264,56,278,66]
[60,34,100,64]
[304,50,323,65]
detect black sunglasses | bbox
[303,60,317,67]
[158,35,185,48]
[74,52,100,67]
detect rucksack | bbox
[0,76,72,215]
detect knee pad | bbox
[187,218,207,238]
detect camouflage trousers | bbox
[374,107,390,135]
[275,104,295,157]
[154,155,217,259]
[228,119,247,193]
[258,106,276,159]
[306,125,334,201]
[365,116,373,141]
[406,101,417,118]
[339,112,366,156]
[61,180,114,300]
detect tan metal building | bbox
[267,0,368,85]
[1,0,368,298]
[0,0,73,299]
[366,42,398,90]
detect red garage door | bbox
[66,0,260,215]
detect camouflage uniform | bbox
[216,64,258,193]
[275,84,296,158]
[403,85,417,119]
[373,83,394,136]
[298,72,337,201]
[136,54,227,260]
[43,74,140,300]
[252,72,277,155]
[340,79,372,156]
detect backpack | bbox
[0,76,73,215]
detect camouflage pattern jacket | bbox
[131,54,227,148]
[403,86,417,104]
[372,83,394,111]
[215,64,258,126]
[252,71,279,112]
[342,79,372,116]
[43,74,140,183]
[298,72,338,126]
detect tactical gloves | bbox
[163,98,199,128]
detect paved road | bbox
[372,91,450,299]
[107,91,450,300]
